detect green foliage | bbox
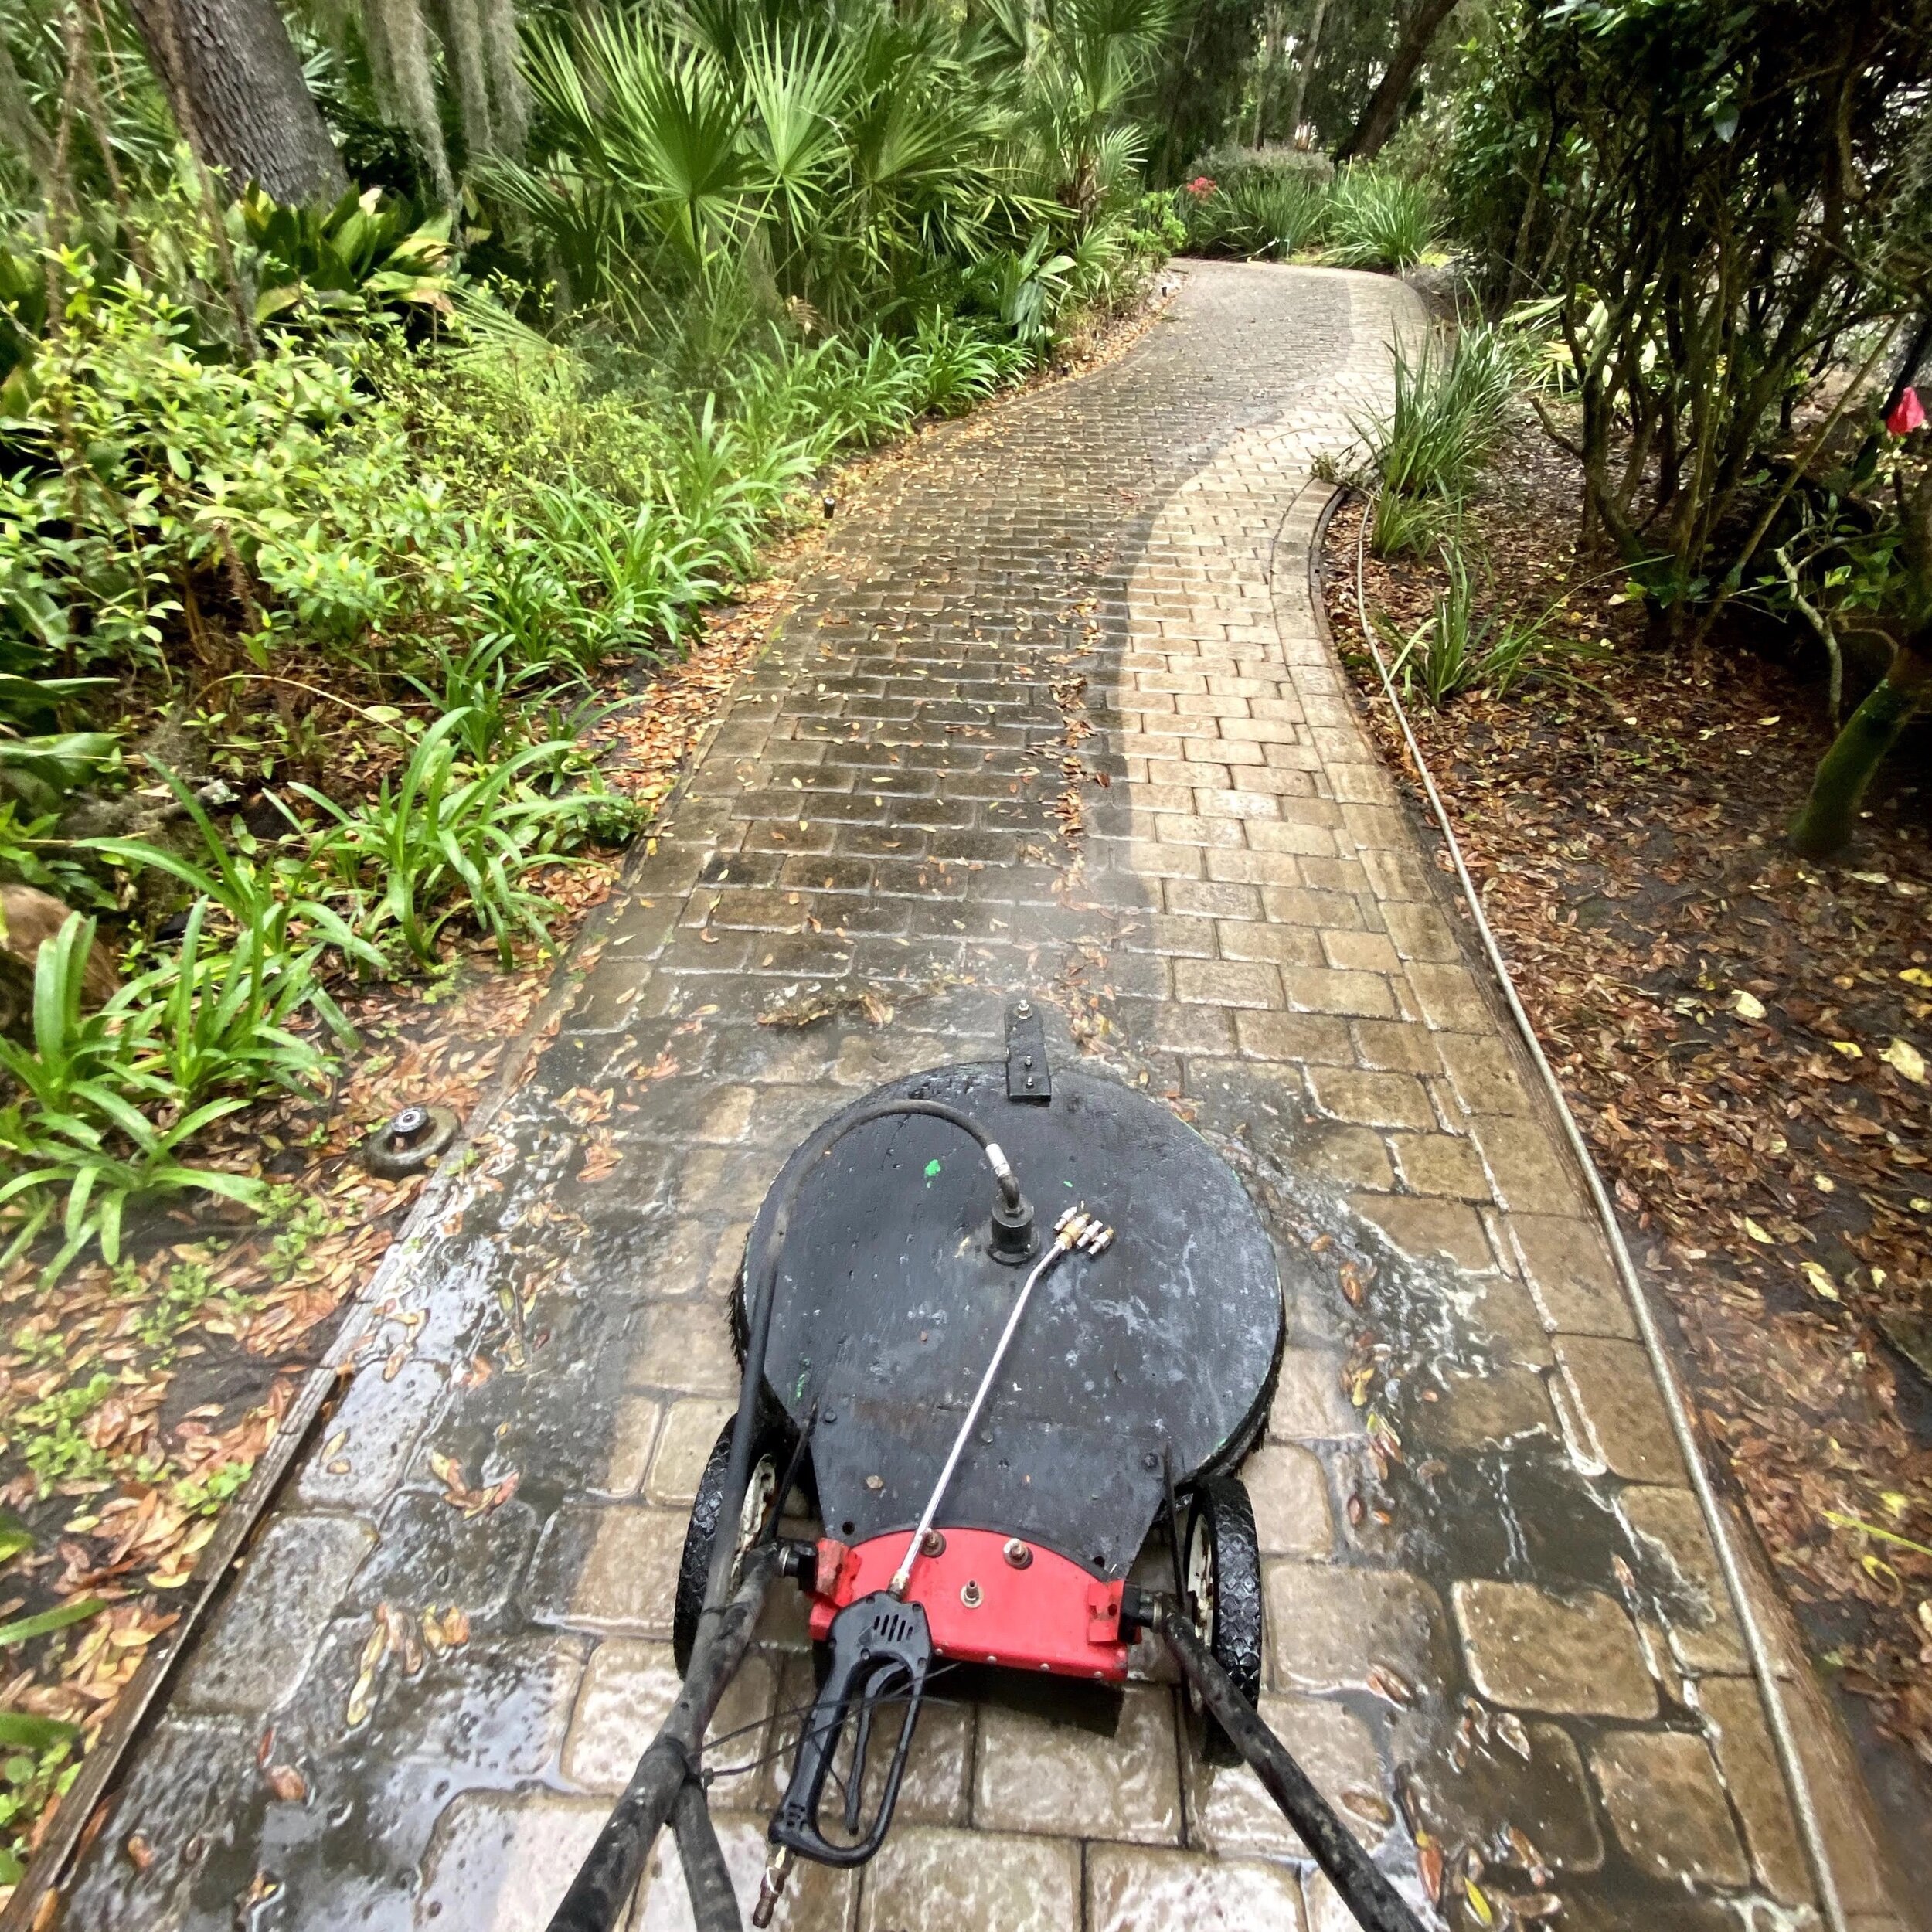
[1369,484,1451,560]
[1180,169,1329,260]
[1372,544,1590,707]
[232,182,459,328]
[489,0,1174,349]
[1359,323,1519,504]
[499,5,1011,332]
[1,264,371,675]
[0,917,267,1280]
[86,770,372,982]
[1444,0,1929,638]
[294,711,597,968]
[905,310,1012,417]
[0,1598,101,1648]
[1189,142,1334,192]
[1322,166,1436,270]
[1175,155,1434,270]
[134,900,333,1110]
[0,1719,78,1885]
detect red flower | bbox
[1187,175,1217,197]
[1886,386,1926,436]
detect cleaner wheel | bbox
[1182,1476,1264,1766]
[674,1417,793,1674]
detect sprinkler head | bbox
[821,492,837,520]
[362,1103,459,1180]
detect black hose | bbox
[674,1778,740,1932]
[1160,1611,1427,1932]
[702,1097,1019,1617]
[552,1097,1016,1932]
[547,1549,775,1932]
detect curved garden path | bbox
[62,263,1903,1932]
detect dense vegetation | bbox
[0,0,1200,1298]
[1332,0,1932,861]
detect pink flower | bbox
[1886,386,1926,436]
[1187,175,1217,197]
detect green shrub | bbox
[294,711,602,969]
[0,917,267,1278]
[1188,143,1335,192]
[1178,154,1332,262]
[1359,322,1519,503]
[1372,545,1601,709]
[137,900,332,1109]
[1369,485,1452,560]
[1325,168,1437,270]
[907,311,1009,416]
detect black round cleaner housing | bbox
[559,1018,1427,1932]
[731,1059,1284,1652]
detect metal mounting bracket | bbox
[1005,999,1051,1104]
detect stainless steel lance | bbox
[887,1206,1115,1599]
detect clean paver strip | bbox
[65,263,1882,1930]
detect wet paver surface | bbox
[66,263,1906,1932]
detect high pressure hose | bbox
[547,1097,1025,1932]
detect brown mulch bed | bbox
[1321,426,1932,1857]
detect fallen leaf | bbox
[1365,1662,1415,1707]
[1417,1835,1444,1906]
[1504,1825,1552,1886]
[1340,1785,1393,1826]
[345,1617,389,1727]
[1879,1038,1926,1085]
[1799,1261,1840,1303]
[264,1764,307,1803]
[1732,990,1767,1021]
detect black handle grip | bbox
[769,1593,932,1869]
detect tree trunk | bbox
[1286,0,1329,142]
[0,36,55,185]
[1787,634,1930,858]
[1335,0,1458,164]
[127,0,345,203]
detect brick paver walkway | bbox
[66,263,1897,1932]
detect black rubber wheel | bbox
[673,1416,791,1675]
[1182,1475,1264,1766]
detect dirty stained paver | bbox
[66,263,1900,1932]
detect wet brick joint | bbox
[66,264,1908,1932]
